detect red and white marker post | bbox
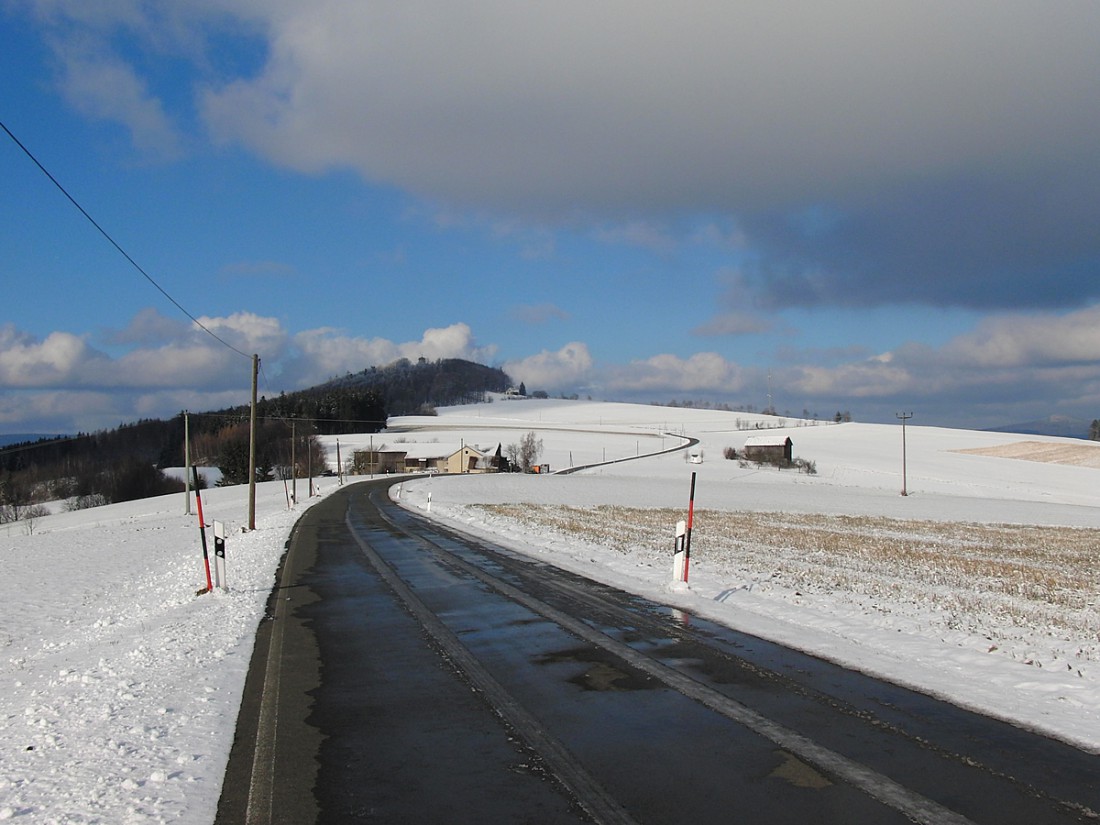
[673,471,697,585]
[685,470,696,581]
[192,466,213,594]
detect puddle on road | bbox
[534,647,655,692]
[768,750,832,789]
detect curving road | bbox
[216,479,1100,824]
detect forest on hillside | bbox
[0,358,512,521]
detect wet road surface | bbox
[217,479,1100,824]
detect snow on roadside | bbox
[395,472,1100,754]
[0,481,333,824]
[6,397,1100,823]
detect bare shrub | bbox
[66,494,108,511]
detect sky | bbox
[3,1,1100,434]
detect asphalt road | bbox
[216,479,1100,824]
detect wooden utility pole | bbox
[896,411,913,496]
[184,410,191,516]
[248,354,258,530]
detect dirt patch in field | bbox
[954,440,1100,468]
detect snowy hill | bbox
[4,399,1100,821]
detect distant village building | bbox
[353,443,490,475]
[742,434,793,464]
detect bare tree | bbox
[518,431,543,472]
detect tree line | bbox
[0,357,512,518]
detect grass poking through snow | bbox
[473,504,1100,667]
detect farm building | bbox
[742,434,793,463]
[353,443,490,475]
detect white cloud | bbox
[0,315,504,431]
[605,352,748,395]
[0,389,115,429]
[417,323,496,363]
[8,305,1100,433]
[107,344,244,390]
[193,2,1100,215]
[105,307,189,347]
[782,307,1100,411]
[504,343,593,391]
[0,325,102,387]
[288,328,401,383]
[787,361,916,400]
[19,1,1100,313]
[52,37,184,161]
[938,307,1100,369]
[286,322,496,387]
[194,311,289,359]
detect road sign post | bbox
[213,519,227,592]
[673,519,687,582]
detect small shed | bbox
[742,434,793,463]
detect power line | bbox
[0,119,252,360]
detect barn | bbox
[742,434,793,464]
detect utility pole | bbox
[896,411,913,496]
[184,410,191,516]
[248,354,258,531]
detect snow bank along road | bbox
[218,479,1100,824]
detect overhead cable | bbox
[0,119,252,360]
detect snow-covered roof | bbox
[743,433,793,447]
[376,443,484,459]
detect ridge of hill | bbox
[983,414,1091,440]
[0,433,69,448]
[0,358,512,510]
[315,357,511,412]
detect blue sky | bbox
[3,2,1100,434]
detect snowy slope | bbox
[0,481,339,823]
[3,398,1100,822]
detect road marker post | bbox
[672,519,687,582]
[213,519,227,592]
[193,466,212,595]
[684,471,696,583]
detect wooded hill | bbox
[0,358,512,515]
[316,356,511,413]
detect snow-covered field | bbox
[4,397,1100,822]
[0,480,338,823]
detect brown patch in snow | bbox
[954,441,1100,468]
